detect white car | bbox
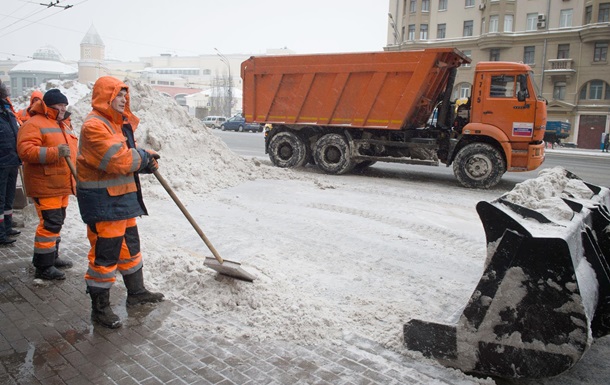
[202,116,226,129]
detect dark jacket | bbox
[76,76,148,224]
[0,99,21,168]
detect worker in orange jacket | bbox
[17,89,78,280]
[16,90,43,123]
[76,76,163,329]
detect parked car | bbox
[220,116,263,132]
[202,116,226,129]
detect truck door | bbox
[479,73,536,142]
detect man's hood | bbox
[29,90,43,106]
[91,76,139,127]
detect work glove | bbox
[137,149,160,174]
[57,144,70,158]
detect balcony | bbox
[546,58,576,82]
[580,23,610,43]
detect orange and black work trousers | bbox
[85,218,143,290]
[32,196,69,268]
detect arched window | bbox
[579,80,610,100]
[453,82,472,100]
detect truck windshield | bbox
[529,71,544,100]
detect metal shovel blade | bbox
[204,257,256,282]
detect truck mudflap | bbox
[404,167,610,378]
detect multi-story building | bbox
[387,0,610,149]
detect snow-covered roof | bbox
[9,59,77,75]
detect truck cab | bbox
[458,62,546,174]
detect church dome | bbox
[32,45,64,61]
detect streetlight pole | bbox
[214,48,232,117]
[388,13,400,46]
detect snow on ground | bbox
[21,80,609,385]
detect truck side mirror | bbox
[517,90,526,102]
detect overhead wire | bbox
[1,0,202,60]
[1,0,88,36]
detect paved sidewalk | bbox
[0,215,482,385]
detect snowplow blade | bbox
[404,167,610,378]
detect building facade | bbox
[387,0,610,148]
[7,46,78,98]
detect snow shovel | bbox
[152,170,255,282]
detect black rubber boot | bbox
[89,288,122,329]
[53,238,73,269]
[123,268,164,307]
[35,266,65,280]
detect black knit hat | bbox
[43,89,69,106]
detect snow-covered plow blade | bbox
[404,167,610,378]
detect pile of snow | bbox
[38,78,302,197]
[12,79,90,110]
[502,166,594,222]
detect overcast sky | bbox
[1,0,391,61]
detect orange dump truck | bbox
[241,48,546,188]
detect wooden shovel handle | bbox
[153,170,224,264]
[65,157,78,178]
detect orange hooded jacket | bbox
[76,76,148,223]
[16,98,78,197]
[16,90,43,123]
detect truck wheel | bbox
[453,143,505,189]
[314,133,354,175]
[268,131,307,168]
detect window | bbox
[553,82,566,100]
[462,50,472,67]
[437,23,446,39]
[560,9,573,28]
[452,83,471,100]
[489,15,499,33]
[460,83,471,98]
[465,0,474,7]
[526,13,538,31]
[490,75,515,98]
[463,20,473,36]
[420,24,429,40]
[557,44,570,59]
[410,0,417,13]
[490,48,500,61]
[439,0,447,11]
[600,3,610,22]
[422,0,430,12]
[22,77,37,88]
[408,24,416,40]
[579,80,610,100]
[594,42,608,62]
[524,46,535,64]
[590,81,604,99]
[504,15,514,32]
